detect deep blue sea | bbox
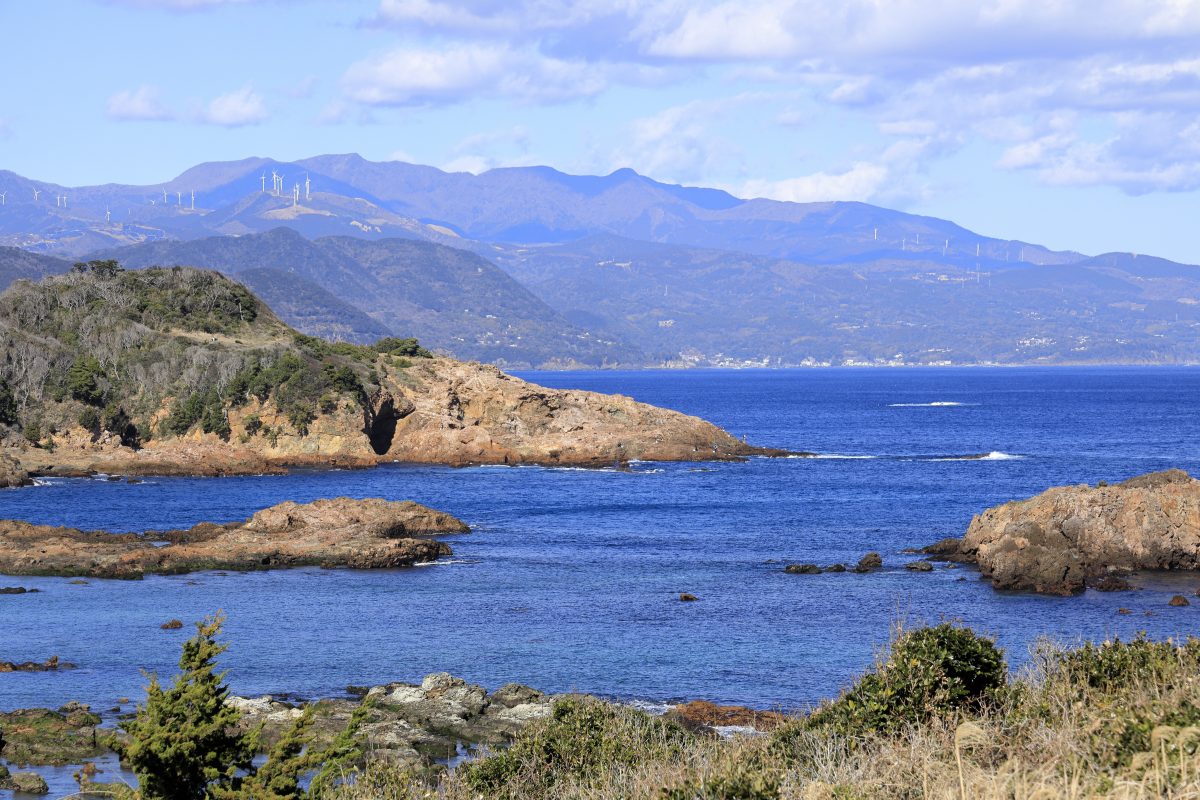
[3,367,1200,721]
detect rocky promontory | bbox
[924,469,1200,595]
[0,266,787,482]
[0,497,467,578]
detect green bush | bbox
[244,414,263,437]
[787,624,1006,740]
[121,614,256,799]
[461,695,693,799]
[66,355,106,406]
[77,407,100,432]
[373,337,432,359]
[0,382,15,425]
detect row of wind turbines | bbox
[262,170,312,206]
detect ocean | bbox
[3,367,1199,718]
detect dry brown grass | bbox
[320,634,1200,800]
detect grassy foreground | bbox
[73,618,1200,799]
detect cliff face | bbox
[0,266,781,478]
[930,470,1200,594]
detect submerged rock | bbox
[905,561,934,572]
[0,586,38,594]
[784,564,821,575]
[922,470,1200,595]
[679,593,699,602]
[0,497,468,578]
[0,656,75,672]
[1169,595,1191,607]
[823,564,847,573]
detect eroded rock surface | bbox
[0,452,29,488]
[9,359,788,481]
[232,673,553,766]
[0,703,104,766]
[924,470,1200,595]
[0,497,467,578]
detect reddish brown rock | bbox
[665,700,786,733]
[924,470,1200,595]
[0,497,467,578]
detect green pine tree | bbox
[211,706,317,800]
[121,613,256,800]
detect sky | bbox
[3,0,1200,262]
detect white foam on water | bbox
[932,451,1024,462]
[888,401,971,407]
[413,559,476,567]
[810,454,879,460]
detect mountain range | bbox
[1,154,1198,367]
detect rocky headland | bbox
[0,497,467,578]
[0,266,787,483]
[923,469,1200,595]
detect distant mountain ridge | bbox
[1,154,1198,367]
[90,228,641,367]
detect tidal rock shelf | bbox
[923,469,1200,595]
[0,497,468,579]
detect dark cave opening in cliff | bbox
[366,399,398,455]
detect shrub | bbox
[373,337,432,359]
[243,414,262,437]
[121,614,256,799]
[461,695,693,799]
[66,355,106,406]
[660,765,781,800]
[788,624,1006,740]
[0,382,15,425]
[77,407,100,432]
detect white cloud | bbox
[342,44,607,105]
[354,0,1200,196]
[106,85,174,121]
[605,98,748,185]
[738,162,890,203]
[199,86,268,126]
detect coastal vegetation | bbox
[39,617,1200,799]
[0,261,428,449]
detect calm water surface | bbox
[3,367,1200,719]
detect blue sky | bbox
[4,0,1200,262]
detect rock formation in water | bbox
[0,497,466,578]
[0,453,29,488]
[0,266,784,481]
[923,469,1200,595]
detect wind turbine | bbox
[176,191,182,207]
[271,170,280,196]
[190,190,195,210]
[0,192,6,206]
[162,189,168,203]
[105,207,111,223]
[305,174,311,201]
[292,183,299,206]
[32,189,40,202]
[62,195,67,208]
[260,173,266,193]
